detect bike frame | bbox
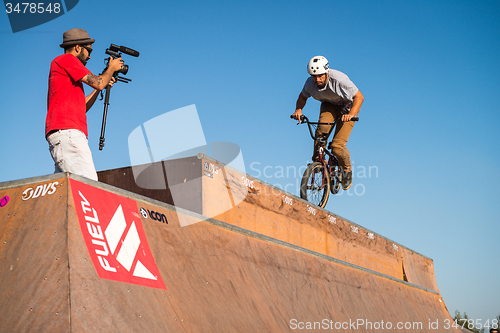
[299,115,341,181]
[293,114,359,206]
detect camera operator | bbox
[46,28,123,181]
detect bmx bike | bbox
[291,114,358,208]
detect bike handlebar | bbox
[290,114,359,141]
[290,115,359,123]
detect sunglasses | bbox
[80,44,93,56]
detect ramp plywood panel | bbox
[0,178,70,332]
[401,247,440,293]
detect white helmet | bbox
[307,56,329,75]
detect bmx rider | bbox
[291,56,364,190]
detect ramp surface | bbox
[0,170,465,332]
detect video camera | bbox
[103,44,140,82]
[99,44,140,150]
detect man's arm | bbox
[81,57,122,111]
[81,57,123,91]
[85,77,117,111]
[291,93,308,123]
[85,89,100,112]
[342,90,364,122]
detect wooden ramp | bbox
[0,159,465,332]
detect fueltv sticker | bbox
[70,179,166,289]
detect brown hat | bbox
[59,28,95,48]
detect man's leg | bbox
[47,129,98,181]
[331,113,355,189]
[312,102,336,160]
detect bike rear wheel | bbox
[300,162,330,208]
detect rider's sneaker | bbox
[342,171,352,190]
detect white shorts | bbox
[47,129,98,181]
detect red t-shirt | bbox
[46,54,91,137]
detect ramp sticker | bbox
[0,196,9,208]
[21,181,59,201]
[70,179,166,290]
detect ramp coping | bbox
[0,172,64,190]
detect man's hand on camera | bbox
[108,57,124,73]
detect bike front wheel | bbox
[300,162,330,208]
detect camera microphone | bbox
[110,44,140,57]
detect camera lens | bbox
[120,64,129,75]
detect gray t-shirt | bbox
[301,69,358,114]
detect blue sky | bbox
[1,0,499,322]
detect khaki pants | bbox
[314,102,355,173]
